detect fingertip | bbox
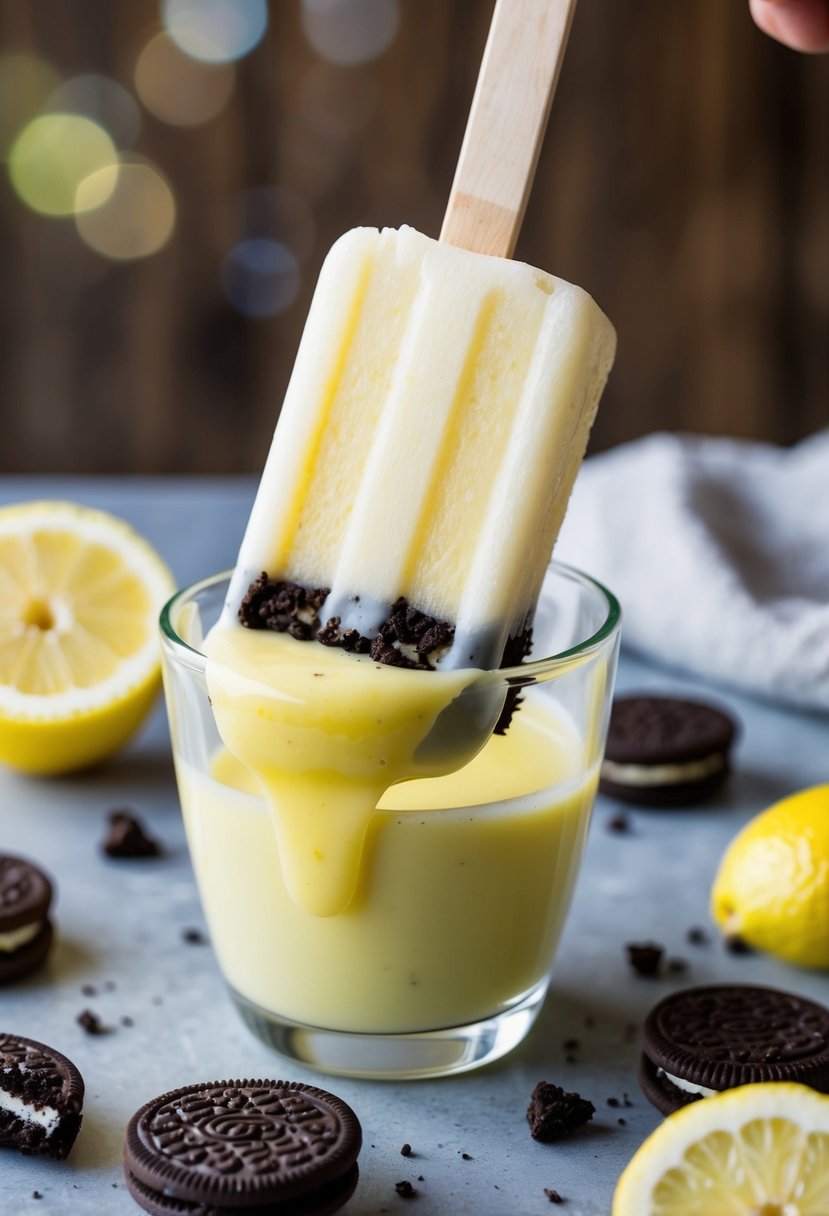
[749,0,829,52]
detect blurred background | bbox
[0,0,826,475]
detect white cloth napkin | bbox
[555,430,829,713]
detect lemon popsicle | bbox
[224,224,616,672]
[205,224,615,919]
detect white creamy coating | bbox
[656,1067,718,1099]
[0,1087,60,1135]
[0,921,41,952]
[601,752,725,787]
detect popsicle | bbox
[203,0,615,918]
[225,223,615,672]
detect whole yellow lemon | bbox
[711,784,829,969]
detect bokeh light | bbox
[221,239,301,318]
[135,31,235,126]
[162,0,268,64]
[75,159,176,261]
[240,186,316,265]
[45,74,142,149]
[301,0,400,65]
[8,114,118,217]
[0,51,60,153]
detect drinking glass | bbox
[160,563,620,1079]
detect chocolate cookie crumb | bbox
[77,1009,107,1036]
[32,1192,42,1200]
[626,941,664,977]
[563,1038,580,1053]
[607,1097,620,1108]
[102,810,161,859]
[400,1143,413,1157]
[460,1152,472,1160]
[544,1190,565,1204]
[668,957,688,974]
[395,1180,417,1198]
[687,926,710,946]
[527,1082,595,1142]
[239,573,330,637]
[240,576,454,670]
[618,1117,627,1126]
[725,934,753,955]
[121,1016,134,1028]
[81,984,97,997]
[181,927,207,945]
[607,812,630,834]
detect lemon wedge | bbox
[613,1082,829,1215]
[0,501,175,774]
[711,785,829,969]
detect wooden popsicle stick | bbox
[440,0,578,259]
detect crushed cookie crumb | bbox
[77,1009,108,1035]
[102,809,162,859]
[395,1180,417,1198]
[626,941,664,977]
[544,1188,565,1203]
[527,1082,595,1142]
[181,927,208,945]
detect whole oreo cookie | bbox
[0,854,54,985]
[640,984,829,1115]
[0,1033,84,1158]
[599,694,738,806]
[124,1079,362,1215]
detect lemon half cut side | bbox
[613,1082,829,1216]
[0,501,176,774]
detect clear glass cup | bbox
[160,564,620,1079]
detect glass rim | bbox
[159,562,621,679]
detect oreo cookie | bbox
[640,984,829,1115]
[0,854,54,984]
[0,1033,84,1158]
[124,1079,362,1215]
[599,694,738,806]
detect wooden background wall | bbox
[0,0,827,474]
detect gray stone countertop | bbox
[1,476,828,1215]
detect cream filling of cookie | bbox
[656,1067,717,1098]
[0,921,42,953]
[0,1087,60,1135]
[601,752,725,787]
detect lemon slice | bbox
[613,1082,829,1215]
[0,501,175,774]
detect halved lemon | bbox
[0,501,175,774]
[613,1082,829,1215]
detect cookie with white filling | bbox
[0,1033,84,1158]
[0,855,54,985]
[599,695,738,806]
[640,984,829,1115]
